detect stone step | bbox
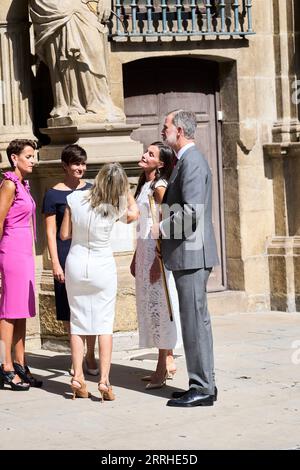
[208,290,248,315]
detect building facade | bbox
[0,1,299,349]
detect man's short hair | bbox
[170,110,197,139]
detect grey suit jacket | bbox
[160,145,219,271]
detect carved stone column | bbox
[263,1,300,312]
[264,143,300,312]
[0,0,34,167]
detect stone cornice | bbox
[263,142,300,159]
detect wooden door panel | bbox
[125,95,159,119]
[124,57,225,291]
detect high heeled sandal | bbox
[166,367,177,380]
[145,371,168,390]
[0,366,30,391]
[98,382,115,402]
[70,377,90,400]
[142,369,176,381]
[13,362,43,388]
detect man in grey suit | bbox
[152,110,219,407]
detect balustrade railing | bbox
[109,0,254,39]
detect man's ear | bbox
[177,126,184,137]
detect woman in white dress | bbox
[130,142,182,389]
[60,163,139,401]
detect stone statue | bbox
[29,0,125,123]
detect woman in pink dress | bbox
[0,139,42,391]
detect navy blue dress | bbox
[42,183,92,321]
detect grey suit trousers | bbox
[173,267,214,395]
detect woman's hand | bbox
[149,255,161,284]
[52,262,65,283]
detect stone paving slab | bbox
[0,312,300,450]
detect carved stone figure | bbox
[29,0,125,122]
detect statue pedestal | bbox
[39,122,143,164]
[37,121,143,348]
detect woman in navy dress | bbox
[42,144,98,374]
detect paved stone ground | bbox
[0,312,299,450]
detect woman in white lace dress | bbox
[131,142,182,389]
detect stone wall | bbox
[1,0,299,352]
[0,0,35,166]
[107,0,278,312]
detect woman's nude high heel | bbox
[98,382,115,402]
[70,377,90,400]
[166,367,177,380]
[145,371,168,390]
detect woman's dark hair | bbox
[134,141,176,199]
[61,144,87,166]
[6,139,36,169]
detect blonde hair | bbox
[87,163,129,218]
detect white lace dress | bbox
[135,180,182,349]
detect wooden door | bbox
[123,57,225,291]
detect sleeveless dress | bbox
[135,180,182,349]
[0,172,36,319]
[65,191,117,335]
[42,183,92,321]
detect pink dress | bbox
[0,172,36,319]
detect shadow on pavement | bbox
[25,352,185,400]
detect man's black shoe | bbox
[166,389,214,407]
[172,386,218,401]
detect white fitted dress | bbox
[65,191,117,335]
[135,180,182,349]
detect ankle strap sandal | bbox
[13,362,43,388]
[0,366,30,391]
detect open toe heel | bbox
[98,382,115,402]
[145,371,168,390]
[13,362,43,388]
[166,367,177,380]
[70,377,90,399]
[0,366,30,391]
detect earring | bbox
[156,168,161,177]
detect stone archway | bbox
[123,56,226,292]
